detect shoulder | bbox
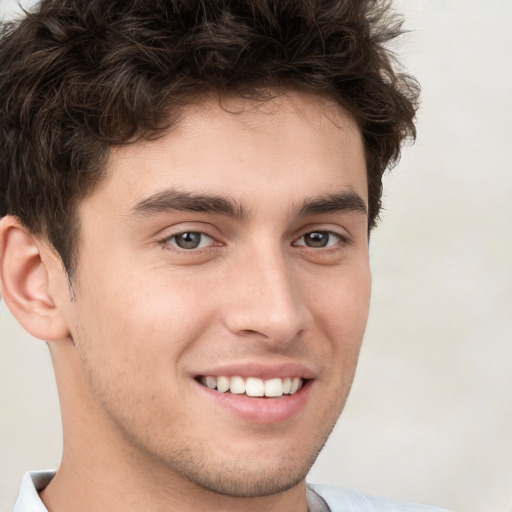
[307,483,451,512]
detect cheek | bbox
[70,270,212,386]
[309,264,371,369]
[314,263,371,331]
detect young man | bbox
[0,1,448,511]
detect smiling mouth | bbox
[197,376,305,398]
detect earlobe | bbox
[0,216,70,341]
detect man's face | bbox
[57,91,371,497]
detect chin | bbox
[184,459,310,498]
[161,435,328,498]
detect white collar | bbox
[12,471,330,512]
[11,471,54,512]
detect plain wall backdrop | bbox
[1,1,511,511]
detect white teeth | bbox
[216,376,230,393]
[200,375,304,397]
[246,377,265,397]
[264,378,283,397]
[290,377,301,394]
[230,376,245,394]
[205,376,217,389]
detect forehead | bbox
[87,90,367,217]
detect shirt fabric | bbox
[11,470,450,512]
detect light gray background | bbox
[1,1,511,511]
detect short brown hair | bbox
[0,0,419,274]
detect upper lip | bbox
[193,361,317,380]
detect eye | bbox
[294,231,341,248]
[166,231,214,250]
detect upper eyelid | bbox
[297,230,342,238]
[156,223,219,240]
[292,226,350,241]
[163,229,213,239]
[161,231,216,244]
[155,223,350,243]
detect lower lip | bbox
[195,379,313,424]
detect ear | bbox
[0,216,70,341]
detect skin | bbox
[2,90,371,512]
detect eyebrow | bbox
[130,189,246,220]
[298,191,368,217]
[130,188,367,222]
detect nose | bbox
[222,246,310,346]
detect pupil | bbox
[176,232,201,249]
[306,232,328,247]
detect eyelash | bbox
[160,230,217,252]
[159,229,349,253]
[292,231,348,249]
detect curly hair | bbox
[0,0,419,274]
